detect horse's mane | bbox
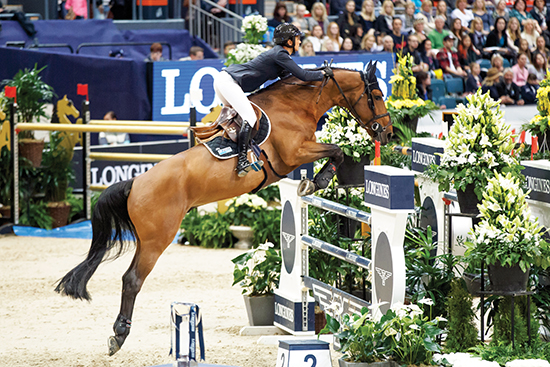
[248,67,364,98]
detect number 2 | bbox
[304,354,317,367]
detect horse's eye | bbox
[375,96,382,101]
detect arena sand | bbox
[0,235,341,367]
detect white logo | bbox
[375,267,392,286]
[282,232,295,248]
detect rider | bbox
[213,23,331,177]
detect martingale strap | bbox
[250,149,287,194]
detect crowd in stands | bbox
[272,0,550,105]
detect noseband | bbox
[327,72,392,137]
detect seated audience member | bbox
[472,0,491,33]
[341,37,355,51]
[512,53,530,86]
[180,46,204,61]
[470,18,487,51]
[337,0,361,40]
[411,18,428,45]
[223,42,236,58]
[482,67,502,100]
[521,19,540,49]
[465,62,483,93]
[330,0,347,18]
[529,52,548,80]
[144,43,165,62]
[294,4,317,36]
[422,39,439,71]
[375,0,395,36]
[416,71,433,100]
[65,0,88,19]
[418,0,435,33]
[310,2,328,34]
[521,73,540,104]
[496,68,525,105]
[360,0,376,35]
[485,17,515,61]
[509,0,534,28]
[403,1,416,34]
[451,18,465,48]
[326,22,344,51]
[451,0,474,32]
[436,1,451,29]
[390,17,408,51]
[530,0,550,32]
[532,36,550,62]
[491,53,505,72]
[362,34,383,51]
[458,35,481,70]
[518,38,534,67]
[299,38,316,56]
[306,25,325,52]
[492,0,510,22]
[506,17,522,53]
[382,35,395,52]
[436,34,468,77]
[99,111,129,145]
[404,35,428,72]
[428,16,450,50]
[322,37,339,51]
[268,2,292,28]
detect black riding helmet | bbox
[272,23,302,53]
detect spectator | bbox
[94,0,109,19]
[491,53,505,72]
[390,17,408,51]
[322,37,339,51]
[416,71,433,100]
[310,2,328,34]
[458,34,481,70]
[436,34,468,77]
[403,1,416,34]
[360,0,376,35]
[306,24,325,52]
[428,16,451,50]
[465,62,483,93]
[341,37,355,51]
[485,17,514,62]
[496,68,525,105]
[529,52,548,80]
[436,1,451,29]
[405,35,428,71]
[99,111,129,145]
[411,18,428,44]
[418,0,435,33]
[337,0,361,40]
[492,0,510,22]
[509,0,534,29]
[180,46,204,61]
[506,17,522,52]
[521,19,540,49]
[299,38,316,56]
[512,53,530,86]
[223,41,236,58]
[326,22,344,51]
[330,0,347,18]
[451,0,474,31]
[451,18,465,48]
[481,67,502,99]
[422,39,440,71]
[470,18,487,50]
[375,0,395,36]
[532,36,550,62]
[361,34,383,51]
[294,4,317,36]
[65,0,88,19]
[521,73,540,104]
[382,35,395,52]
[518,38,534,66]
[472,0,491,33]
[144,43,165,62]
[268,2,292,28]
[530,0,550,32]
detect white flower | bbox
[418,297,434,306]
[409,324,420,330]
[506,360,550,367]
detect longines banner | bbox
[151,53,395,121]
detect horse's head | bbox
[57,95,80,122]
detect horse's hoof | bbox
[108,336,121,356]
[298,179,316,196]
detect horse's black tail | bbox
[55,179,138,301]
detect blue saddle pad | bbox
[202,108,270,160]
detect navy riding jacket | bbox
[225,45,324,93]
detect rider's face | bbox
[294,36,301,52]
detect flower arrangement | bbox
[385,53,437,130]
[425,90,520,200]
[464,171,550,272]
[225,15,268,66]
[316,106,375,162]
[231,242,281,296]
[523,69,550,152]
[225,193,268,226]
[321,299,445,366]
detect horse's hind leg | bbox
[108,239,168,356]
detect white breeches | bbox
[213,70,256,127]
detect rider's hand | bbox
[324,67,334,78]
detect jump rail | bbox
[16,123,189,136]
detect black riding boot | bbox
[236,122,253,177]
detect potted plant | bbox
[321,299,445,367]
[317,106,375,186]
[231,242,281,326]
[425,90,520,214]
[465,171,550,292]
[523,70,550,153]
[225,193,269,249]
[1,64,55,168]
[225,15,267,66]
[385,53,438,136]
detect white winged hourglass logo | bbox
[282,232,295,248]
[375,267,392,286]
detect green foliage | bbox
[0,146,12,205]
[180,209,234,248]
[492,296,538,347]
[41,131,75,202]
[251,208,280,247]
[255,183,280,203]
[231,243,281,296]
[471,339,550,365]
[445,278,479,352]
[1,64,55,139]
[66,187,83,223]
[19,200,52,229]
[224,193,269,226]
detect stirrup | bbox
[237,162,252,177]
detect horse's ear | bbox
[367,61,378,82]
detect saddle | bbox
[190,105,262,144]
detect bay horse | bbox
[54,63,392,355]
